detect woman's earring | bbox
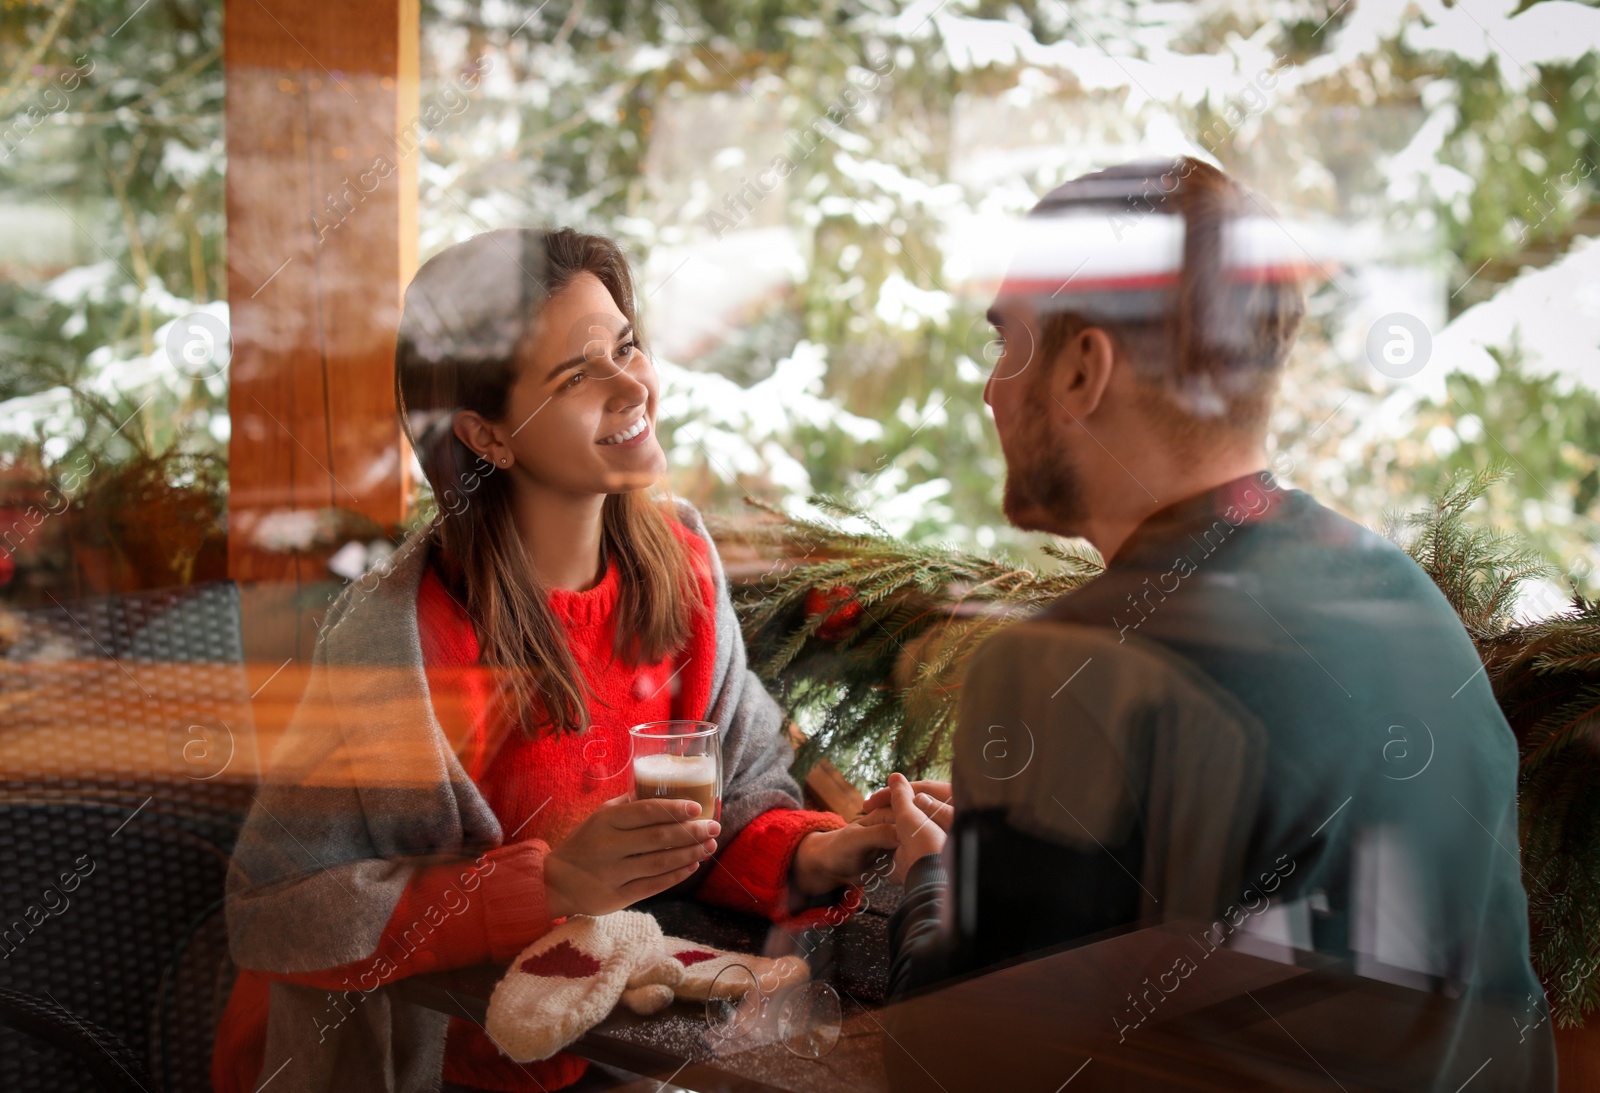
[498,456,510,467]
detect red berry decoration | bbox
[803,585,863,641]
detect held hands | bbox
[860,774,952,885]
[860,777,952,822]
[788,821,900,897]
[544,796,720,919]
[788,775,951,896]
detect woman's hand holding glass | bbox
[544,796,720,918]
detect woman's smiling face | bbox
[469,271,667,497]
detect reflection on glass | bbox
[0,3,1591,1093]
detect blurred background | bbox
[3,0,1600,609]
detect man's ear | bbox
[452,409,505,465]
[1048,326,1117,420]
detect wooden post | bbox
[223,0,419,661]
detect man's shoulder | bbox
[960,617,1258,727]
[1045,487,1453,619]
[1279,489,1425,573]
[1249,491,1473,639]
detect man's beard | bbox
[1001,415,1086,536]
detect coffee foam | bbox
[632,752,717,785]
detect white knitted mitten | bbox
[658,937,810,1003]
[618,948,685,1016]
[486,911,680,1061]
[619,981,677,1016]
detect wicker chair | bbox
[0,581,255,1092]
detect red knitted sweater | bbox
[214,526,851,1093]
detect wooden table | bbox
[401,899,1548,1093]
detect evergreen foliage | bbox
[1385,465,1553,643]
[724,496,1100,785]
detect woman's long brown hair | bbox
[395,227,699,735]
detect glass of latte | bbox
[628,720,722,822]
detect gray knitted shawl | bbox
[225,501,802,1093]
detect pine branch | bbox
[1389,464,1552,641]
[717,497,1099,786]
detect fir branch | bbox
[1388,464,1552,641]
[717,497,1099,786]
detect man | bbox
[865,159,1554,1091]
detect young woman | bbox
[213,227,898,1093]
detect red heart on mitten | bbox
[674,949,719,967]
[520,939,602,979]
